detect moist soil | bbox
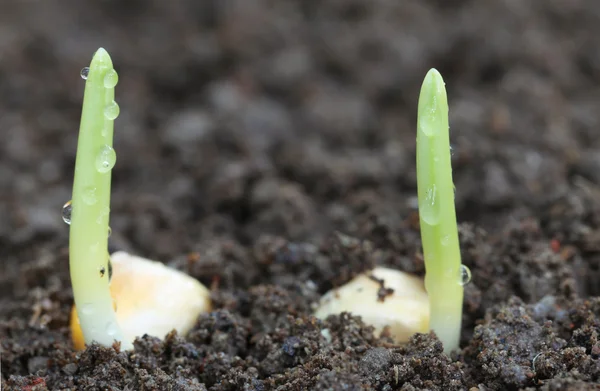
[2,1,600,390]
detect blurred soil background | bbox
[2,1,600,390]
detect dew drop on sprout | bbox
[103,100,120,120]
[95,145,116,173]
[441,235,450,246]
[458,265,472,286]
[107,226,112,237]
[103,69,119,89]
[62,200,72,224]
[80,67,90,80]
[96,206,110,224]
[419,96,439,137]
[420,184,440,225]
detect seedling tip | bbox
[68,48,128,349]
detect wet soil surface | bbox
[2,1,600,390]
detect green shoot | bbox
[68,48,130,349]
[416,69,464,354]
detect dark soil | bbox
[2,1,600,390]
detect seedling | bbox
[314,70,468,348]
[416,69,468,353]
[66,49,211,351]
[66,48,130,349]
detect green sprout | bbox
[416,69,467,354]
[66,48,131,349]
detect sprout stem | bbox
[416,69,462,354]
[69,48,130,349]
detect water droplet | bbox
[81,303,94,315]
[420,184,440,225]
[441,235,450,246]
[95,145,116,173]
[62,200,72,224]
[107,226,112,237]
[99,266,106,278]
[106,321,118,336]
[82,187,97,205]
[80,67,90,80]
[103,101,120,120]
[419,96,439,137]
[450,145,455,156]
[103,69,119,88]
[458,265,472,286]
[96,206,110,224]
